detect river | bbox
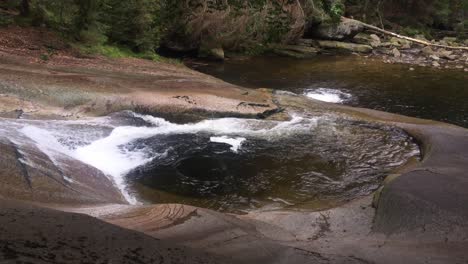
[188,55,468,127]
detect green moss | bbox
[75,43,181,64]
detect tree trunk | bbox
[344,17,468,50]
[20,0,30,17]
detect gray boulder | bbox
[307,17,364,41]
[317,40,373,53]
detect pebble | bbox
[409,67,415,71]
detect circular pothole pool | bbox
[123,114,420,212]
[8,111,420,212]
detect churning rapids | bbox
[0,111,419,212]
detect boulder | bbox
[307,17,364,41]
[353,33,371,44]
[389,37,412,49]
[442,37,458,46]
[421,46,434,56]
[317,40,373,53]
[199,44,225,61]
[353,33,381,47]
[272,44,319,58]
[370,34,382,47]
[392,48,401,58]
[0,138,126,205]
[437,49,457,60]
[415,34,429,42]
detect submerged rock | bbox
[317,40,372,53]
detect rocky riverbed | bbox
[261,18,468,71]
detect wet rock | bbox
[0,138,125,205]
[429,54,440,61]
[308,17,363,41]
[317,40,372,53]
[272,45,318,58]
[432,61,441,67]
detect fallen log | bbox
[343,17,468,51]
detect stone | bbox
[308,17,364,41]
[429,54,440,61]
[432,61,440,67]
[438,49,457,60]
[421,46,434,55]
[317,40,373,53]
[415,34,429,42]
[392,48,401,58]
[389,37,412,49]
[353,33,381,48]
[0,138,126,205]
[272,45,318,58]
[442,37,458,46]
[409,67,415,71]
[353,33,371,44]
[199,46,225,61]
[297,38,315,47]
[380,42,393,48]
[369,34,381,47]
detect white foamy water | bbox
[305,88,352,103]
[12,113,322,204]
[210,136,246,152]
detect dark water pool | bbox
[187,55,468,127]
[125,115,418,212]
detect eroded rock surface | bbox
[0,199,227,264]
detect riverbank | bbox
[0,26,277,121]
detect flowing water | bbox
[0,111,419,212]
[188,55,468,127]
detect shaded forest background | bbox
[0,0,467,57]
